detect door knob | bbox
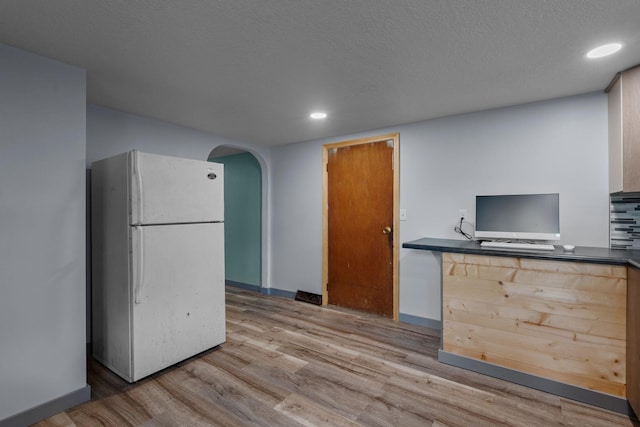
[382,226,392,234]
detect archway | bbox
[208,146,263,290]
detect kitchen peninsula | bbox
[403,237,640,416]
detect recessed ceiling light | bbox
[586,43,622,59]
[310,112,327,120]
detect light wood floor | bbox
[37,286,639,426]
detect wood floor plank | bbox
[32,412,77,427]
[559,398,635,427]
[36,286,637,426]
[274,393,362,427]
[384,371,564,427]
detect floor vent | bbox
[294,290,322,306]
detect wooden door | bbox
[326,138,395,317]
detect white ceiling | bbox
[1,1,639,147]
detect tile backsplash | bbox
[610,193,640,249]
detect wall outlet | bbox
[459,209,468,220]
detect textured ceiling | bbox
[1,0,639,147]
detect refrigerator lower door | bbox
[130,222,225,382]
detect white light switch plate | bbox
[400,209,407,221]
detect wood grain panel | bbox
[445,298,625,340]
[519,257,628,278]
[622,65,640,192]
[442,253,627,397]
[627,265,640,416]
[609,72,624,193]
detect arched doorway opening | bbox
[208,146,263,290]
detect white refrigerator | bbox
[91,150,225,383]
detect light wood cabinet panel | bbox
[608,65,640,193]
[627,265,640,415]
[442,253,627,397]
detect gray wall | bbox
[0,44,88,422]
[87,88,609,325]
[86,105,273,290]
[271,92,610,322]
[87,105,257,166]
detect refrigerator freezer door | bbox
[130,223,225,382]
[130,151,224,225]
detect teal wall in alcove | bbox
[210,152,262,286]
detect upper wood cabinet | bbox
[608,65,640,193]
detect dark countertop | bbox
[403,237,640,266]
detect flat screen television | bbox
[475,193,560,241]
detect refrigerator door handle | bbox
[132,150,144,225]
[133,225,144,304]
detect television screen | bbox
[475,193,560,241]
